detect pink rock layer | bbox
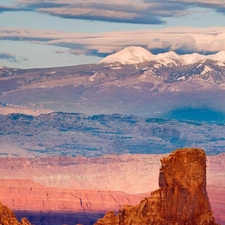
[0,179,146,213]
[0,154,224,194]
[207,186,225,225]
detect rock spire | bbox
[94,148,219,225]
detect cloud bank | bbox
[0,0,223,25]
[1,26,225,58]
[16,0,166,25]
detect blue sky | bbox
[0,0,225,68]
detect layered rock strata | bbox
[0,153,224,195]
[0,201,31,225]
[95,148,219,225]
[0,179,146,213]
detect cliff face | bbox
[95,148,219,225]
[0,201,31,225]
[0,179,146,213]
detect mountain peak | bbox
[99,46,154,65]
[154,51,183,66]
[158,51,179,59]
[100,46,225,66]
[207,50,225,62]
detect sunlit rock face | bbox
[0,201,31,225]
[0,179,146,213]
[95,148,219,225]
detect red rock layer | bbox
[207,186,225,225]
[0,179,146,213]
[95,148,219,225]
[0,180,223,224]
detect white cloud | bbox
[14,0,225,25]
[16,0,165,24]
[208,39,225,52]
[0,0,223,26]
[1,26,225,57]
[171,35,197,53]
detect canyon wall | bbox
[0,153,224,194]
[0,179,146,213]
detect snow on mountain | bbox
[153,51,183,67]
[206,50,225,64]
[201,65,213,75]
[99,46,154,64]
[99,46,225,67]
[181,53,205,65]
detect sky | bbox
[0,0,225,69]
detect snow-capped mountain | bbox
[153,51,183,67]
[206,51,225,65]
[1,47,225,118]
[99,46,154,64]
[180,53,205,65]
[99,46,225,67]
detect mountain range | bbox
[100,46,225,66]
[1,46,225,120]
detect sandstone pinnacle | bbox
[94,148,219,225]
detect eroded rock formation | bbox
[0,201,31,225]
[95,148,219,225]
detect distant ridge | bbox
[99,46,225,66]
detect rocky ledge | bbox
[95,148,219,225]
[0,201,31,225]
